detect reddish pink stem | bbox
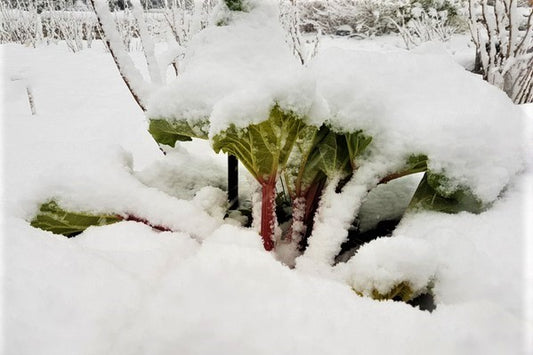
[121,215,173,232]
[260,180,276,251]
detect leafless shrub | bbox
[280,0,319,65]
[469,0,533,103]
[391,6,459,49]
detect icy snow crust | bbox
[149,2,524,204]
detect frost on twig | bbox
[89,0,152,111]
[131,0,164,85]
[469,0,533,103]
[279,0,319,65]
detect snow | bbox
[2,25,532,355]
[311,43,524,203]
[358,173,421,232]
[92,0,153,108]
[150,5,523,206]
[341,235,438,297]
[147,0,304,135]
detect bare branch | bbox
[89,0,151,111]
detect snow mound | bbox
[342,236,437,298]
[311,46,524,202]
[147,0,306,135]
[149,9,524,204]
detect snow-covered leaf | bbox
[148,118,210,147]
[30,201,121,237]
[408,173,484,214]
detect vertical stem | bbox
[260,180,276,251]
[26,86,36,115]
[228,154,239,210]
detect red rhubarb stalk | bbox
[121,215,173,232]
[260,178,277,251]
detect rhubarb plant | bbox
[212,105,306,250]
[283,126,372,245]
[30,201,121,237]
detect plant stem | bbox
[260,178,276,251]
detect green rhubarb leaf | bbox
[285,126,373,197]
[313,129,349,178]
[344,130,372,169]
[355,281,427,303]
[30,201,121,237]
[285,124,320,195]
[212,105,305,183]
[148,119,210,147]
[405,154,428,174]
[408,173,484,214]
[371,282,415,302]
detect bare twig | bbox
[89,0,150,111]
[26,86,36,115]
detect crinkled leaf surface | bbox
[30,201,121,237]
[286,126,373,196]
[344,130,372,169]
[212,106,305,183]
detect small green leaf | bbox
[30,201,121,237]
[149,119,210,147]
[354,281,417,302]
[405,154,428,173]
[408,173,485,214]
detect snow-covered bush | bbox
[161,0,215,46]
[392,0,467,48]
[87,0,215,111]
[297,0,405,35]
[468,0,533,103]
[279,0,319,65]
[297,0,466,37]
[0,5,43,46]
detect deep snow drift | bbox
[2,33,532,355]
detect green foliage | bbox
[354,281,433,303]
[212,105,306,183]
[408,173,485,214]
[30,201,121,237]
[343,131,373,170]
[360,281,415,302]
[149,118,210,147]
[285,126,372,198]
[405,154,429,174]
[224,0,245,12]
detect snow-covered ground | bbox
[1,35,532,354]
